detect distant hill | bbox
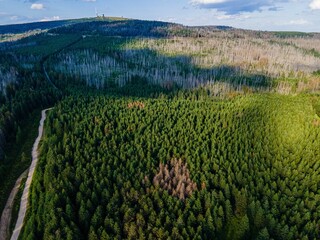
[1,17,318,38]
[0,17,128,35]
[0,20,72,34]
[49,19,173,37]
[0,17,237,38]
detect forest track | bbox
[10,108,52,240]
[43,65,58,90]
[41,35,83,91]
[1,32,79,240]
[0,170,27,240]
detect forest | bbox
[0,18,319,239]
[18,93,320,240]
[47,25,320,94]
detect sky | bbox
[0,0,320,32]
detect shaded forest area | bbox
[45,21,320,95]
[0,18,320,239]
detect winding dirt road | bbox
[10,108,52,240]
[0,170,27,240]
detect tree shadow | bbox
[1,19,273,99]
[48,32,273,98]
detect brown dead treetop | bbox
[153,158,197,200]
[127,101,145,109]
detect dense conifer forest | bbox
[20,93,320,239]
[0,18,319,239]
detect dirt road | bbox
[10,108,51,240]
[0,170,28,240]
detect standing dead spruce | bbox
[153,158,197,200]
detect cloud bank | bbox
[40,16,60,21]
[310,0,320,9]
[31,3,44,10]
[191,0,288,14]
[286,19,310,25]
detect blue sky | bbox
[0,0,320,32]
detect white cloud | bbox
[216,13,250,20]
[10,16,19,21]
[309,0,320,9]
[190,0,290,14]
[277,18,311,26]
[40,16,60,22]
[288,19,309,25]
[31,3,44,10]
